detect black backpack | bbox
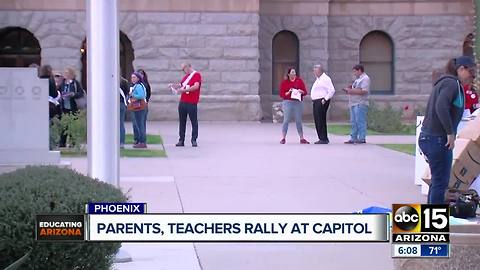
[450,189,479,219]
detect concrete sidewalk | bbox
[64,121,424,270]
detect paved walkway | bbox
[63,121,424,270]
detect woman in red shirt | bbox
[279,68,309,144]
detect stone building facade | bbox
[0,0,474,121]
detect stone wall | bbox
[327,15,473,121]
[0,9,474,122]
[0,11,85,72]
[0,10,262,121]
[128,12,261,121]
[259,15,329,120]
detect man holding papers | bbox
[279,68,309,144]
[310,64,336,144]
[169,63,202,147]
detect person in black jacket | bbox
[59,67,85,147]
[137,69,151,144]
[119,77,129,148]
[38,65,61,119]
[419,56,475,204]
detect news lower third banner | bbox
[87,214,389,242]
[36,203,389,242]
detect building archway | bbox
[80,32,134,90]
[272,30,299,95]
[0,27,41,67]
[360,31,394,94]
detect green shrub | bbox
[50,111,87,151]
[49,117,62,150]
[0,166,128,270]
[367,101,405,133]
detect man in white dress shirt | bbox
[310,64,336,144]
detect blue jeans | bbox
[144,108,148,144]
[282,100,304,136]
[350,104,368,141]
[120,103,126,145]
[131,109,147,144]
[418,133,452,204]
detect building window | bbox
[81,32,134,90]
[360,31,394,94]
[272,30,299,95]
[463,33,474,57]
[0,27,41,67]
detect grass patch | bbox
[60,134,166,158]
[125,134,163,144]
[120,149,166,158]
[60,147,166,158]
[59,148,87,157]
[379,144,415,156]
[309,124,415,136]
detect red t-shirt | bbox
[464,84,478,113]
[279,77,307,101]
[180,72,201,104]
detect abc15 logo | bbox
[392,204,449,233]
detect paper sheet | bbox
[291,89,302,101]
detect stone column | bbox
[86,0,120,186]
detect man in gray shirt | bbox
[344,64,370,144]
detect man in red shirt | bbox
[170,63,201,147]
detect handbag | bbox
[127,98,147,111]
[75,95,87,110]
[72,81,87,110]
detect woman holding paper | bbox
[279,68,309,144]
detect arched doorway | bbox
[81,32,134,90]
[360,31,394,94]
[272,30,299,95]
[0,27,41,67]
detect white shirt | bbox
[310,73,335,101]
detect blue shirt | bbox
[131,83,146,100]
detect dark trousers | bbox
[59,108,74,147]
[313,99,330,141]
[418,133,452,204]
[178,102,198,142]
[120,103,126,145]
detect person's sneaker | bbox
[300,139,310,144]
[175,141,185,147]
[356,140,366,144]
[134,143,147,149]
[280,138,286,144]
[191,140,198,147]
[314,140,329,144]
[120,143,125,149]
[344,140,356,144]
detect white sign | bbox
[0,68,60,165]
[414,116,427,187]
[87,214,389,242]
